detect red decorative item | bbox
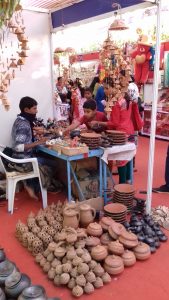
[131,102,144,131]
[131,36,152,84]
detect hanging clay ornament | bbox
[20,42,29,50]
[15,27,24,35]
[9,59,17,68]
[18,50,28,58]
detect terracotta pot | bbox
[99,217,115,231]
[108,240,124,255]
[79,204,96,227]
[133,242,151,260]
[54,242,66,258]
[100,233,112,245]
[87,223,103,237]
[108,223,126,240]
[122,250,136,267]
[91,245,108,261]
[119,231,138,249]
[85,237,100,248]
[63,208,80,229]
[104,255,124,275]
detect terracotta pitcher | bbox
[79,204,96,227]
[63,207,80,229]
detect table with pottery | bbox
[38,130,136,203]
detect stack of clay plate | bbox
[80,132,101,149]
[106,130,127,145]
[104,203,127,224]
[113,184,135,212]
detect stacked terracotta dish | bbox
[104,203,127,224]
[80,132,101,149]
[113,184,135,212]
[106,130,127,145]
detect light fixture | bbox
[109,3,129,31]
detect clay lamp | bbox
[20,43,30,51]
[9,59,17,68]
[18,50,28,58]
[15,27,24,35]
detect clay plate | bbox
[106,130,126,135]
[104,203,127,214]
[114,184,135,194]
[80,132,101,139]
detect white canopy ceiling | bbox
[20,0,85,11]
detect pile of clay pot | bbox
[15,202,152,298]
[15,202,64,257]
[34,218,151,298]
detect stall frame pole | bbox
[146,0,162,213]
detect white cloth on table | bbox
[101,143,136,164]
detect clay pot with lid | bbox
[108,240,124,255]
[104,255,124,275]
[133,242,151,260]
[5,271,31,298]
[63,207,80,229]
[18,285,47,300]
[99,217,114,231]
[122,250,136,267]
[100,233,112,246]
[54,242,66,258]
[87,223,103,237]
[108,222,126,240]
[79,204,96,227]
[0,260,17,287]
[119,231,138,249]
[85,236,100,248]
[91,245,108,261]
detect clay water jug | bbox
[79,204,96,227]
[63,207,80,229]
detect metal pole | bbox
[146,0,162,213]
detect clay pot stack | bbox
[105,130,127,145]
[15,202,64,256]
[113,183,135,212]
[80,132,101,149]
[104,203,127,224]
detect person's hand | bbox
[36,136,49,145]
[33,127,46,135]
[89,121,98,127]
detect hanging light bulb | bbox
[109,3,129,31]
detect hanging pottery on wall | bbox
[0,0,30,111]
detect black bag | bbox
[2,147,33,173]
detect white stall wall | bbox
[0,10,53,148]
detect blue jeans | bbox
[165,145,169,187]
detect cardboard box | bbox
[72,173,100,200]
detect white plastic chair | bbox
[0,150,47,214]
